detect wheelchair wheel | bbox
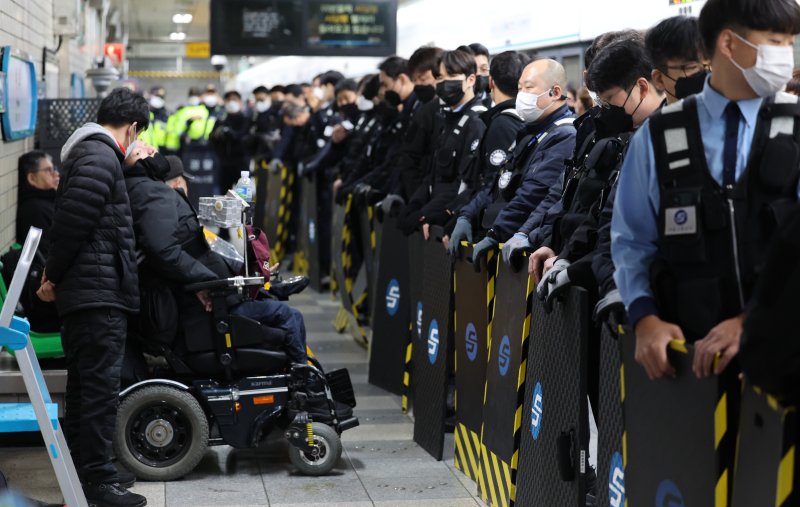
[114,385,209,481]
[288,422,342,476]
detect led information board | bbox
[211,0,397,56]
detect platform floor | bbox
[0,290,487,507]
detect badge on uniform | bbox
[498,170,512,189]
[664,206,697,236]
[470,139,480,152]
[490,149,507,166]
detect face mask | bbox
[384,90,402,107]
[730,32,794,97]
[474,75,490,96]
[436,79,465,107]
[188,96,201,106]
[340,103,360,121]
[203,95,218,107]
[313,86,325,101]
[593,104,633,139]
[516,88,555,123]
[414,84,436,103]
[149,95,165,109]
[674,70,708,99]
[255,100,271,113]
[356,95,374,111]
[225,101,242,114]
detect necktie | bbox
[723,101,741,188]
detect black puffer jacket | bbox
[45,123,139,316]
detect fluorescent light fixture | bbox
[169,31,187,41]
[172,13,193,24]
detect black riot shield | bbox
[294,172,324,291]
[597,324,626,507]
[477,255,532,507]
[402,231,426,412]
[732,383,798,507]
[253,159,282,255]
[453,244,494,483]
[621,335,739,507]
[412,225,453,460]
[368,214,410,396]
[357,204,378,324]
[516,287,590,507]
[182,141,220,208]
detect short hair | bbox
[584,29,643,71]
[188,86,202,97]
[408,46,444,77]
[379,56,409,79]
[320,70,345,87]
[223,90,241,100]
[490,51,531,97]
[253,85,269,95]
[269,85,285,93]
[437,49,477,78]
[456,45,474,56]
[284,84,304,97]
[362,74,381,100]
[335,78,358,95]
[468,43,490,58]
[699,0,800,56]
[204,84,217,93]
[18,150,50,179]
[578,86,594,111]
[587,38,654,94]
[646,16,704,70]
[97,87,150,130]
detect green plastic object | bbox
[0,253,64,359]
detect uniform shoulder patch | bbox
[470,139,480,152]
[490,149,507,166]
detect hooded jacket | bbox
[45,122,139,316]
[16,178,56,254]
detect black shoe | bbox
[84,483,147,507]
[116,468,136,489]
[269,275,310,300]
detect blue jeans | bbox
[230,299,307,363]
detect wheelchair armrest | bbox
[186,276,265,292]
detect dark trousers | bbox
[231,299,307,363]
[61,307,126,485]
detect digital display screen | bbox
[669,0,697,4]
[211,0,397,57]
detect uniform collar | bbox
[700,75,762,128]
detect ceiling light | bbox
[172,13,193,24]
[169,31,186,41]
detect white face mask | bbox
[516,88,555,123]
[149,95,165,109]
[730,32,794,97]
[356,95,374,111]
[313,86,325,101]
[203,95,218,107]
[225,101,242,114]
[255,99,271,113]
[188,96,201,106]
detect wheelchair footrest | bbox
[326,368,356,408]
[338,416,359,432]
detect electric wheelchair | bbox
[113,274,359,482]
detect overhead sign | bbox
[210,0,397,57]
[185,41,211,59]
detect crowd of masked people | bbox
[6,0,800,504]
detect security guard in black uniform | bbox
[612,0,800,380]
[399,49,488,236]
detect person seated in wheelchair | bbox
[123,150,309,366]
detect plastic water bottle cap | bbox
[241,171,249,179]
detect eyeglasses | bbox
[34,166,58,175]
[661,62,710,79]
[596,85,634,110]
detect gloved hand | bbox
[380,194,405,217]
[268,158,282,174]
[296,161,307,177]
[593,288,625,323]
[354,182,372,195]
[543,263,571,314]
[536,258,569,302]
[472,236,498,271]
[447,217,473,256]
[501,232,531,264]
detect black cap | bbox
[163,155,194,181]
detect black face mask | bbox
[674,70,708,100]
[474,75,489,96]
[436,80,465,107]
[593,105,634,139]
[339,103,360,122]
[414,84,436,103]
[384,90,402,107]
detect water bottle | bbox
[234,170,255,203]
